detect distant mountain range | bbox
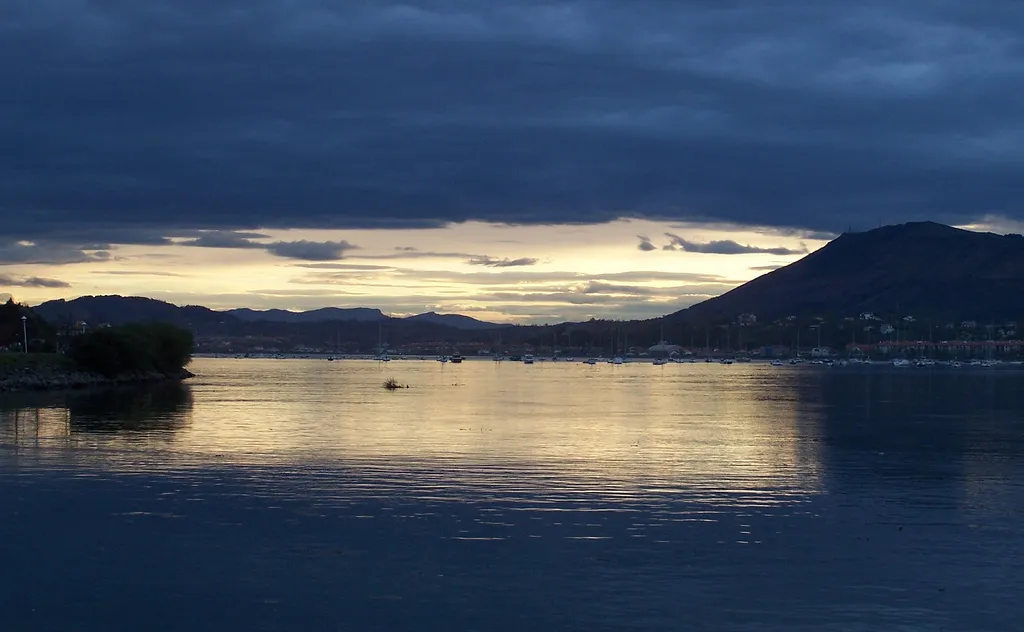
[226,307,386,323]
[33,297,501,331]
[31,222,1024,345]
[669,221,1024,323]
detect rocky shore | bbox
[0,361,195,393]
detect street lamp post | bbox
[21,315,28,354]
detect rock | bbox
[0,366,195,393]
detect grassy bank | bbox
[0,353,74,378]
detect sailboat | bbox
[493,334,504,361]
[373,323,391,362]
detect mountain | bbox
[670,222,1024,322]
[30,295,511,352]
[403,311,500,330]
[34,295,233,329]
[226,307,385,323]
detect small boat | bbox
[613,357,624,365]
[652,358,668,366]
[523,354,535,364]
[437,355,449,363]
[720,358,734,365]
[770,359,784,366]
[450,352,464,364]
[583,358,597,365]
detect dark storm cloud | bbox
[0,240,111,265]
[263,240,357,261]
[174,230,358,260]
[0,274,71,289]
[663,233,807,256]
[467,255,539,267]
[5,0,1024,241]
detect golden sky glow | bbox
[4,220,827,322]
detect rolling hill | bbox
[402,311,500,330]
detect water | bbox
[1,358,1022,631]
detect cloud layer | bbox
[5,0,1024,243]
[467,255,540,267]
[0,274,71,289]
[662,234,807,256]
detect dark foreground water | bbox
[1,358,1023,631]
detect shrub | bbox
[69,323,194,377]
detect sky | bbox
[3,1,1024,322]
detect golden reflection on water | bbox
[0,358,823,503]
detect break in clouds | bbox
[4,0,1024,247]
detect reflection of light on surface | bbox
[0,406,70,444]
[1,359,823,506]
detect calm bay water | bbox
[1,357,1023,631]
